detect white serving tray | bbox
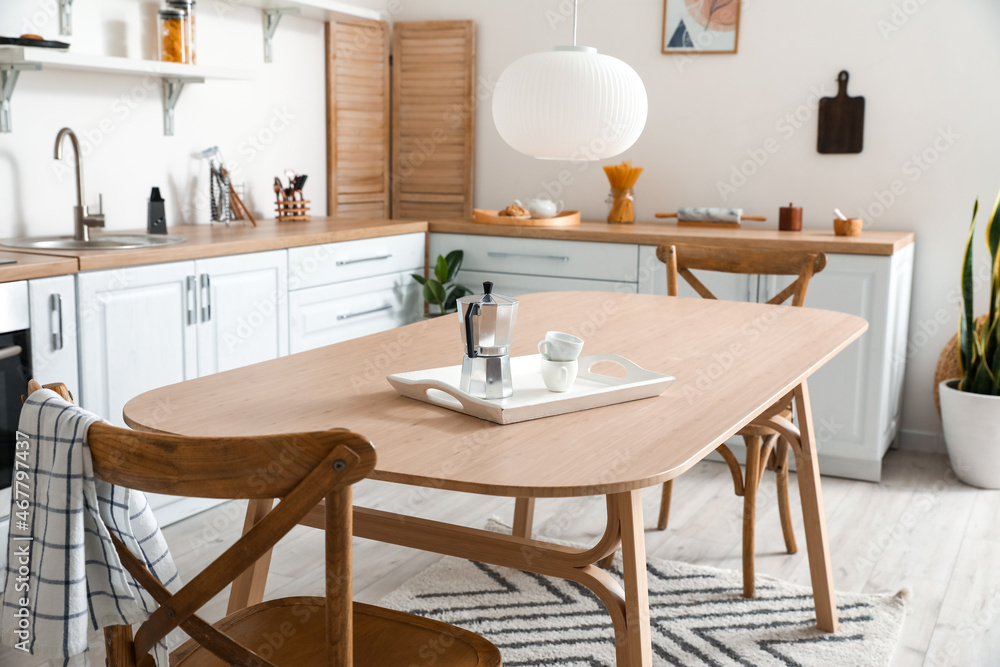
[387,354,674,425]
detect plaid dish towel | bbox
[1,389,180,665]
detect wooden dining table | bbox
[123,291,867,667]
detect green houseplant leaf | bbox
[444,250,464,281]
[959,199,978,390]
[411,250,472,315]
[434,255,450,284]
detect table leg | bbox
[513,497,535,538]
[343,492,652,667]
[617,489,652,667]
[227,497,275,614]
[792,381,839,632]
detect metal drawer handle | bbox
[50,293,63,351]
[0,344,23,362]
[200,273,212,322]
[186,276,197,325]
[336,254,392,266]
[337,304,393,321]
[487,251,570,262]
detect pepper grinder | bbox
[779,202,802,231]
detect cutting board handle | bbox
[836,70,850,97]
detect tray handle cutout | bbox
[583,354,643,379]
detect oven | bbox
[0,281,31,521]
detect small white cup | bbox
[538,331,584,362]
[540,358,578,392]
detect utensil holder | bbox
[275,195,310,222]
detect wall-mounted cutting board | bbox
[818,70,865,154]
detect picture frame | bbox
[662,0,741,55]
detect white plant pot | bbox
[940,379,1000,488]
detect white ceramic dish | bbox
[387,353,673,425]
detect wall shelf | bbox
[0,47,254,135]
[237,0,382,62]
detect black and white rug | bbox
[379,520,908,666]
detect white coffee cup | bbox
[540,358,578,392]
[537,331,583,362]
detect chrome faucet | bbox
[54,127,105,241]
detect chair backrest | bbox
[655,244,827,307]
[24,380,376,667]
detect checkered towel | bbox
[1,389,180,665]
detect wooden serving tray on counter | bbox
[473,209,581,227]
[387,353,673,425]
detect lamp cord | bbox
[573,0,578,46]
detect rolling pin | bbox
[656,207,767,223]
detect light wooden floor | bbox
[1,449,996,666]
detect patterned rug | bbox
[379,520,908,666]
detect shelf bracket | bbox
[1,64,40,134]
[59,0,74,36]
[262,8,300,64]
[162,77,187,136]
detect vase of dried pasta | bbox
[606,188,635,223]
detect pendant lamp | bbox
[491,0,648,160]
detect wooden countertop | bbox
[427,219,915,256]
[0,216,914,280]
[0,218,427,273]
[0,250,78,283]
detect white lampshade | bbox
[492,46,648,161]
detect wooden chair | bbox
[656,244,826,598]
[24,380,502,667]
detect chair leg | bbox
[104,625,136,667]
[775,437,798,554]
[742,435,763,598]
[657,479,673,531]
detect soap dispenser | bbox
[147,187,167,234]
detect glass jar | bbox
[606,187,636,224]
[167,0,196,64]
[158,8,187,64]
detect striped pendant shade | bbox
[492,46,648,161]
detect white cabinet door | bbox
[28,275,80,401]
[458,270,637,297]
[195,251,288,376]
[77,261,197,426]
[637,246,754,301]
[289,271,422,353]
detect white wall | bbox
[0,0,386,237]
[392,0,1000,452]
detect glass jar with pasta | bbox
[167,0,196,64]
[158,7,187,64]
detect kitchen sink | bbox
[2,234,187,250]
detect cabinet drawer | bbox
[431,233,638,283]
[289,271,422,353]
[289,233,425,290]
[458,270,637,297]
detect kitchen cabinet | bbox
[77,261,198,426]
[77,252,288,525]
[430,233,640,291]
[28,275,80,401]
[289,234,424,352]
[78,252,289,422]
[638,243,915,481]
[195,251,288,376]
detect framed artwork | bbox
[662,0,741,55]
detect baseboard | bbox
[896,428,945,453]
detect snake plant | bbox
[412,250,472,315]
[957,189,1000,394]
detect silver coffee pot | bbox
[458,281,518,399]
